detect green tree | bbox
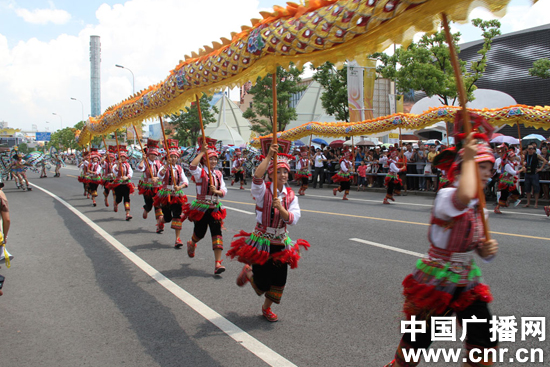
[529,58,550,79]
[312,62,349,121]
[373,18,501,105]
[166,93,218,146]
[243,64,306,135]
[17,142,29,154]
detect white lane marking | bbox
[349,238,424,258]
[224,206,255,215]
[30,183,297,367]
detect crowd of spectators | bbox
[288,139,550,200]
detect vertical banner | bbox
[347,60,364,123]
[348,60,377,122]
[363,59,377,120]
[396,95,404,113]
[388,94,396,115]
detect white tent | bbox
[284,80,340,145]
[205,93,252,145]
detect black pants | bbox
[312,167,325,188]
[300,177,309,187]
[114,185,130,204]
[251,245,288,304]
[339,180,351,191]
[235,171,245,183]
[162,203,182,223]
[192,209,222,240]
[143,194,155,212]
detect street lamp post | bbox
[115,64,136,146]
[52,113,63,130]
[70,97,85,122]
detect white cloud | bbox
[14,6,71,25]
[0,0,263,130]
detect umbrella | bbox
[490,135,519,145]
[293,140,305,146]
[329,139,345,148]
[425,139,440,146]
[311,138,328,145]
[523,134,546,142]
[343,139,374,146]
[356,140,375,146]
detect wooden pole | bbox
[132,124,154,179]
[272,73,278,198]
[159,116,177,191]
[516,122,524,165]
[195,94,213,186]
[442,13,490,240]
[102,136,112,165]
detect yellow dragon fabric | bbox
[249,105,550,146]
[78,0,513,145]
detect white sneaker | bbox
[0,246,13,264]
[513,199,521,207]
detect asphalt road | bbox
[1,166,548,367]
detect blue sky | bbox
[0,0,548,132]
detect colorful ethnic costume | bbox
[294,147,311,196]
[78,152,89,197]
[187,140,227,274]
[332,149,353,200]
[137,139,164,233]
[154,139,189,248]
[101,146,116,207]
[111,145,135,221]
[85,148,103,206]
[228,138,310,321]
[231,150,247,189]
[383,150,404,204]
[385,113,498,367]
[494,146,521,214]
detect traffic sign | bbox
[35,132,52,141]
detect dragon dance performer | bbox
[101,146,116,207]
[11,154,31,191]
[53,153,63,177]
[383,148,405,204]
[332,148,353,200]
[86,148,103,207]
[137,139,164,233]
[384,123,499,367]
[78,151,90,197]
[231,149,247,189]
[494,144,523,214]
[294,147,311,196]
[111,145,135,221]
[154,139,189,248]
[186,138,227,275]
[228,139,310,322]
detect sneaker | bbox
[236,264,251,286]
[333,188,338,196]
[174,238,183,249]
[513,199,521,207]
[262,307,278,322]
[156,222,164,233]
[494,207,502,214]
[187,240,196,258]
[126,213,133,221]
[545,206,550,217]
[214,260,226,275]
